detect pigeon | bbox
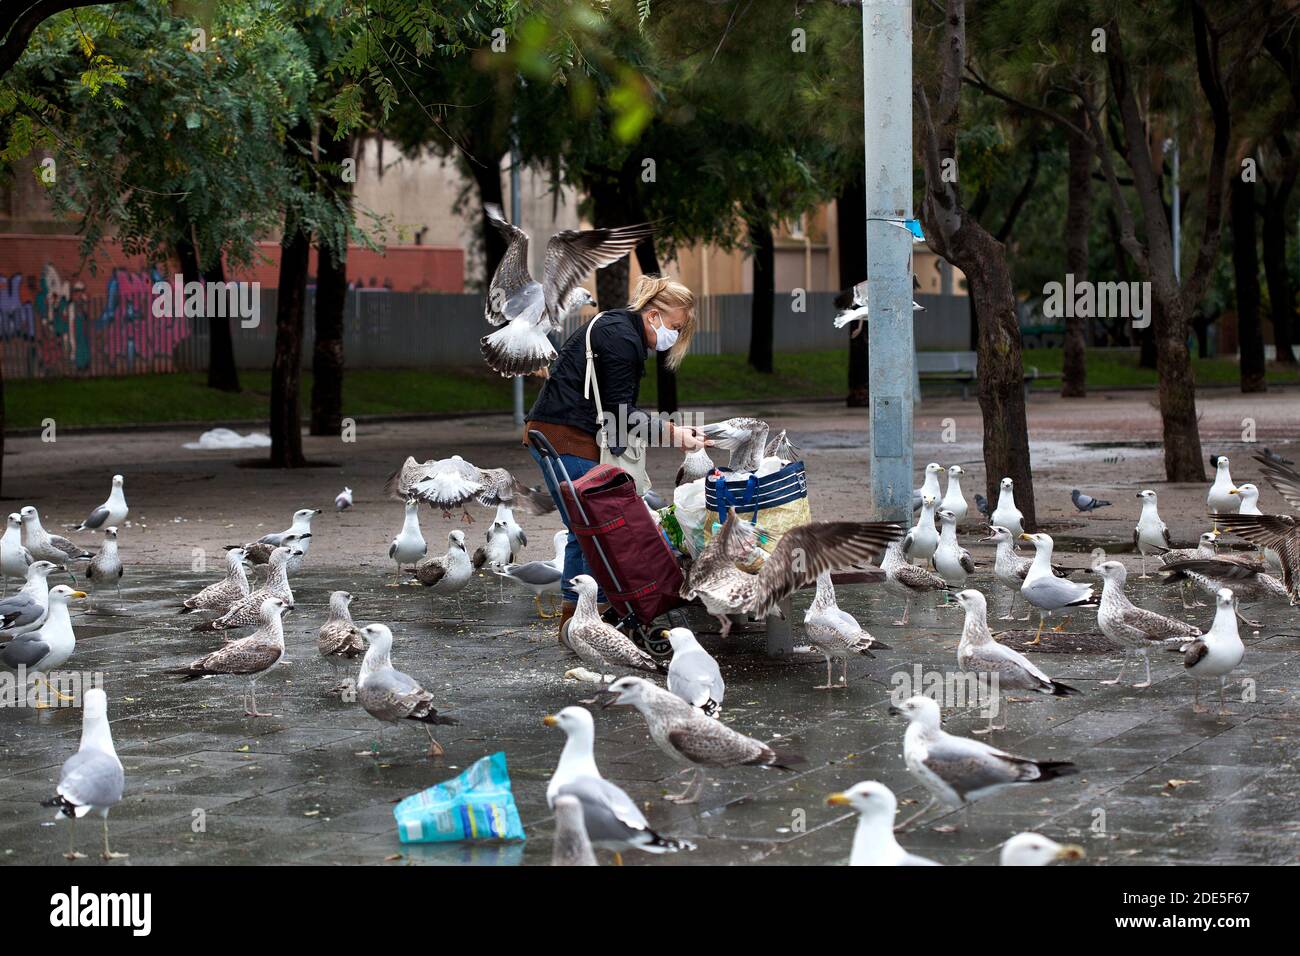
[41,689,126,860]
[75,474,128,532]
[479,201,652,377]
[825,782,939,866]
[1071,489,1111,512]
[974,493,992,519]
[1261,447,1295,466]
[335,487,353,511]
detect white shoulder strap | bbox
[583,311,607,427]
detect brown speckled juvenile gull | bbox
[1093,560,1201,688]
[318,590,366,690]
[804,571,890,690]
[699,417,770,472]
[167,596,289,717]
[563,575,661,680]
[682,507,902,638]
[879,538,946,626]
[355,624,458,756]
[600,676,806,804]
[192,546,296,633]
[179,547,251,616]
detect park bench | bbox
[917,350,1060,400]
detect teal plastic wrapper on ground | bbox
[393,751,525,843]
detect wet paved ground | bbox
[3,560,1298,866]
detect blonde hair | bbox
[630,274,696,370]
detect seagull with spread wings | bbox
[1216,453,1300,605]
[386,454,552,523]
[479,202,654,377]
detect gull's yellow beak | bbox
[542,715,558,728]
[1055,844,1086,861]
[1018,533,1033,541]
[71,591,87,600]
[826,792,851,807]
[1228,488,1240,496]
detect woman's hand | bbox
[674,424,714,452]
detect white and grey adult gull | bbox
[902,494,940,567]
[85,527,123,608]
[889,695,1077,829]
[1134,489,1171,577]
[991,477,1025,539]
[494,530,566,618]
[941,465,968,523]
[551,794,598,866]
[699,417,771,473]
[1093,560,1200,688]
[1,585,85,707]
[230,508,319,570]
[911,462,943,512]
[543,706,690,864]
[665,626,725,716]
[804,571,890,690]
[825,781,939,866]
[20,506,89,581]
[479,201,649,377]
[389,500,427,585]
[1182,587,1245,715]
[0,559,62,642]
[831,279,925,334]
[1019,532,1095,645]
[600,676,806,804]
[934,508,975,591]
[41,689,126,860]
[955,589,1077,734]
[1000,833,1085,866]
[355,624,458,756]
[983,525,1075,621]
[75,474,128,532]
[0,513,32,596]
[1207,455,1237,529]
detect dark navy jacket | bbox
[527,308,653,454]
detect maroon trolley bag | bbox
[528,430,685,656]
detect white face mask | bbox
[649,312,679,353]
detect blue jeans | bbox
[529,446,606,604]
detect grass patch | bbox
[7,347,1296,430]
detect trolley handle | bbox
[527,429,560,460]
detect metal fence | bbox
[1,288,972,379]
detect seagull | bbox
[543,706,689,863]
[168,596,289,717]
[355,623,458,756]
[0,513,33,596]
[1,585,85,707]
[1000,833,1085,866]
[831,280,926,334]
[389,500,427,585]
[191,546,297,633]
[1071,489,1111,512]
[825,781,940,866]
[562,575,662,680]
[1214,452,1300,604]
[911,462,943,512]
[983,525,1075,622]
[0,559,61,642]
[902,494,940,567]
[941,465,968,523]
[955,589,1078,734]
[237,531,310,568]
[75,474,128,532]
[990,478,1025,539]
[318,590,366,691]
[1019,533,1095,645]
[934,509,975,590]
[230,509,320,571]
[1133,489,1172,577]
[1231,483,1282,570]
[680,508,902,638]
[85,527,123,607]
[889,695,1078,830]
[1158,556,1288,622]
[551,794,598,866]
[334,487,353,511]
[973,493,991,519]
[179,547,251,616]
[665,626,725,716]
[20,507,89,581]
[41,689,126,860]
[676,446,716,487]
[881,539,947,626]
[600,676,806,804]
[1182,588,1245,715]
[1159,531,1220,608]
[699,417,770,473]
[804,571,890,689]
[479,201,650,377]
[391,455,550,522]
[494,503,526,558]
[1207,456,1236,529]
[494,530,566,618]
[1093,560,1201,687]
[411,530,473,619]
[474,519,515,602]
[764,429,801,463]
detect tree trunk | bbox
[1261,175,1297,364]
[1061,107,1091,397]
[270,217,311,468]
[176,234,240,390]
[1231,176,1266,392]
[469,153,508,287]
[837,174,869,406]
[1153,295,1204,479]
[952,225,1037,530]
[310,128,353,436]
[747,218,775,374]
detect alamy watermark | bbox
[598,407,708,450]
[151,274,260,328]
[1042,273,1152,329]
[0,667,103,707]
[890,664,1001,717]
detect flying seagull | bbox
[698,417,771,473]
[479,202,653,377]
[1214,453,1300,604]
[75,474,128,532]
[831,280,925,337]
[388,455,551,522]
